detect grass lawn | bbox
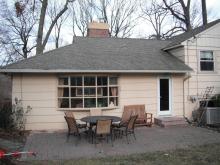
[8,143,220,165]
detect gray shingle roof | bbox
[1,37,191,73]
[164,19,220,49]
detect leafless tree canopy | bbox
[0,0,216,65]
[0,0,38,65]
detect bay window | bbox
[58,76,118,109]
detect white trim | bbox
[157,77,172,116]
[0,69,191,73]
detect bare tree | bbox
[94,0,137,38]
[201,0,207,25]
[70,0,94,37]
[141,0,170,39]
[0,0,38,65]
[36,0,75,55]
[162,0,193,31]
[48,2,70,48]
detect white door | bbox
[158,77,172,116]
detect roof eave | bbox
[0,69,192,74]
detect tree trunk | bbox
[36,0,48,55]
[201,0,207,25]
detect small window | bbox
[200,51,214,71]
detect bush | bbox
[0,102,13,130]
[0,98,31,131]
[207,94,220,107]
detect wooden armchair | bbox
[123,105,153,127]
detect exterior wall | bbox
[169,47,185,62]
[12,73,184,130]
[181,23,220,118]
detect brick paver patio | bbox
[21,126,220,160]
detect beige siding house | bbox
[1,20,220,130]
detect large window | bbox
[58,76,118,109]
[200,51,214,71]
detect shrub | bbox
[0,102,13,130]
[0,98,31,131]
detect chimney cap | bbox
[88,21,109,30]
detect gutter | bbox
[0,69,192,74]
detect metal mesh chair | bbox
[113,115,138,144]
[64,111,87,129]
[64,116,87,145]
[90,108,102,116]
[93,119,113,146]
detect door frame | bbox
[157,76,172,116]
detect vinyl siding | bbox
[12,74,184,130]
[181,23,220,118]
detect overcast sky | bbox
[4,0,220,52]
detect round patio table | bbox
[81,116,121,125]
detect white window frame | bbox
[57,75,119,110]
[199,50,215,72]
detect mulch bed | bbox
[0,129,30,143]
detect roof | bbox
[163,19,220,50]
[1,37,192,73]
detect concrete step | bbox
[154,116,188,128]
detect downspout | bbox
[183,72,191,119]
[183,39,192,122]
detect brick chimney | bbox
[87,22,110,38]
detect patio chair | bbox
[64,116,87,146]
[64,111,87,129]
[90,108,102,116]
[113,115,138,144]
[93,119,113,146]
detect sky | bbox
[3,0,220,53]
[57,0,220,47]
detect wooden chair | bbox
[93,119,113,146]
[64,116,87,145]
[123,105,153,127]
[64,111,87,128]
[114,115,138,144]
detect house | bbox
[0,20,220,130]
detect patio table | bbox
[81,115,121,125]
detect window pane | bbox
[109,77,118,85]
[71,77,82,86]
[84,87,96,96]
[97,98,108,107]
[84,76,95,86]
[58,98,69,108]
[109,97,118,106]
[71,88,82,97]
[58,88,69,97]
[71,99,83,108]
[97,77,107,86]
[84,98,96,108]
[109,87,118,96]
[200,51,213,60]
[58,77,68,85]
[97,87,108,96]
[200,61,214,71]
